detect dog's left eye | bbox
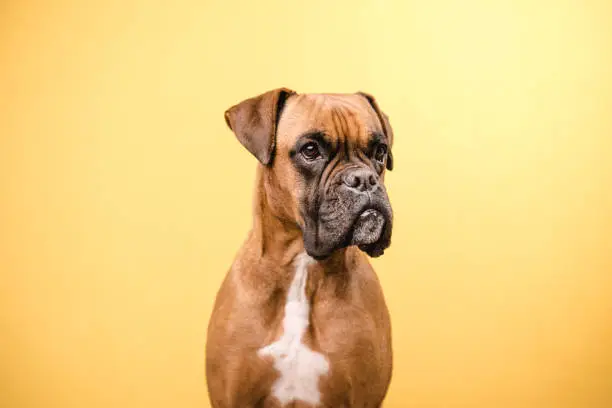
[301,142,321,161]
[374,144,387,163]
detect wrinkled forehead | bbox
[276,94,385,149]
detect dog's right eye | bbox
[300,142,321,161]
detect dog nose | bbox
[343,169,379,192]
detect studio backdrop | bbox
[1,1,611,407]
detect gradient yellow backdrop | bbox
[2,1,612,407]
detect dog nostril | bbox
[345,174,360,188]
[368,174,377,187]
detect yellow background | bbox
[1,1,611,407]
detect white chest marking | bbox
[258,253,330,406]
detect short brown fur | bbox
[206,89,394,408]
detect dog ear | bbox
[357,92,394,171]
[224,88,296,166]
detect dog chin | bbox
[304,235,389,260]
[350,209,385,246]
[352,209,391,258]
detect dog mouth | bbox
[350,209,386,247]
[303,189,393,260]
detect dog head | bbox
[224,88,394,260]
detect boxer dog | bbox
[206,88,394,408]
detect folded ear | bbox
[224,88,296,166]
[357,91,394,171]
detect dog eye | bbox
[300,142,321,161]
[374,144,387,163]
